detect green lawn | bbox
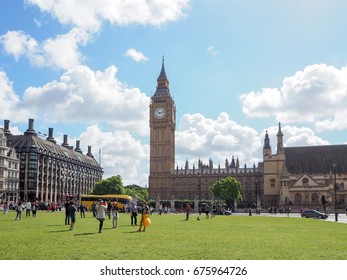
[1,210,346,260]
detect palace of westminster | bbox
[1,60,347,210]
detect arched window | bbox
[311,193,319,203]
[294,193,302,204]
[270,179,276,188]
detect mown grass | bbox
[1,210,346,260]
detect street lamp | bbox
[255,180,259,215]
[332,163,338,222]
[198,173,202,210]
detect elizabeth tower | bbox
[149,59,176,199]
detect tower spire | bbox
[276,122,284,154]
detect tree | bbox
[92,175,124,195]
[124,184,149,202]
[209,176,243,208]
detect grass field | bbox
[1,210,346,260]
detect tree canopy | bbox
[91,175,124,195]
[124,184,149,202]
[91,176,149,202]
[209,176,243,207]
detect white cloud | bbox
[124,48,149,62]
[0,71,31,122]
[176,112,262,166]
[26,0,190,33]
[0,28,89,70]
[207,45,221,56]
[78,124,149,186]
[240,64,347,132]
[21,65,150,135]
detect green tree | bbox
[210,176,243,207]
[124,184,149,202]
[92,175,124,195]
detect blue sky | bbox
[1,0,347,186]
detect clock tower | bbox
[149,58,176,200]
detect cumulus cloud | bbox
[0,71,31,122]
[124,48,149,62]
[26,0,190,33]
[0,28,89,70]
[176,112,262,166]
[77,124,149,186]
[21,65,150,135]
[240,64,347,132]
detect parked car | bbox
[38,203,48,210]
[301,209,328,219]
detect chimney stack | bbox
[24,118,37,136]
[46,128,56,144]
[62,134,70,148]
[3,120,11,136]
[87,145,94,158]
[74,140,82,154]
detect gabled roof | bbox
[284,145,347,174]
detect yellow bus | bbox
[81,194,132,212]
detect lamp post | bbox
[255,180,260,215]
[198,173,202,210]
[332,163,338,222]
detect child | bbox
[111,202,119,228]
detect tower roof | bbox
[153,57,170,98]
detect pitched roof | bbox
[284,145,347,174]
[6,134,101,169]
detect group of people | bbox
[64,199,151,233]
[9,201,38,220]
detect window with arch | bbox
[311,193,319,203]
[270,179,276,188]
[294,193,302,204]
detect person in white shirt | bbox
[25,201,32,217]
[96,199,107,233]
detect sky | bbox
[1,0,347,186]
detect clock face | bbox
[154,107,166,119]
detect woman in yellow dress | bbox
[138,204,150,232]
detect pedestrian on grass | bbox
[185,203,191,220]
[107,200,112,219]
[68,201,77,230]
[96,199,107,233]
[130,203,138,226]
[79,203,85,218]
[15,201,22,220]
[112,202,119,228]
[25,201,31,217]
[64,201,70,225]
[32,202,37,217]
[138,204,150,232]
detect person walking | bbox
[111,202,119,228]
[96,199,107,233]
[79,202,85,218]
[15,201,23,220]
[130,203,138,226]
[92,202,97,217]
[107,200,112,219]
[25,201,31,217]
[64,200,70,225]
[32,202,37,217]
[68,201,77,230]
[185,203,191,220]
[138,204,150,232]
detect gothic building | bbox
[149,60,347,210]
[2,119,103,203]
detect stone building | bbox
[149,60,347,211]
[0,127,20,203]
[2,119,103,203]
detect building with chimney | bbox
[2,119,103,203]
[149,60,347,211]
